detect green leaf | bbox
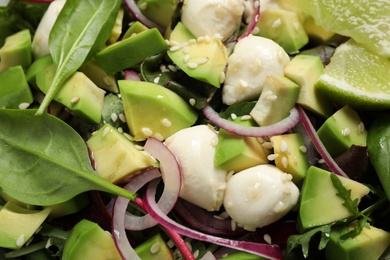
[339,218,368,242]
[367,114,390,202]
[36,0,121,115]
[286,224,332,258]
[0,109,135,206]
[330,174,361,217]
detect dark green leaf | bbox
[330,174,361,217]
[339,218,368,242]
[0,109,135,206]
[367,114,390,202]
[36,0,121,114]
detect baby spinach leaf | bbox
[367,114,390,202]
[0,109,135,206]
[36,0,121,115]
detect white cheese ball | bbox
[223,164,299,231]
[164,125,228,211]
[181,0,245,42]
[222,35,290,105]
[32,0,66,58]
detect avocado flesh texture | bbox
[137,0,177,28]
[317,105,367,157]
[284,55,333,118]
[25,54,53,88]
[0,201,51,249]
[45,193,89,220]
[79,59,119,93]
[298,166,370,231]
[254,8,309,53]
[325,223,390,260]
[0,65,33,109]
[95,28,168,75]
[36,63,105,124]
[118,80,198,141]
[270,133,309,186]
[122,21,149,39]
[87,123,157,184]
[62,219,121,260]
[167,22,228,88]
[250,75,300,126]
[214,119,270,172]
[0,29,32,73]
[135,233,174,260]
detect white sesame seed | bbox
[183,54,190,62]
[197,36,205,42]
[263,234,272,244]
[342,127,351,136]
[117,127,123,133]
[240,115,252,120]
[119,113,126,123]
[188,39,196,44]
[111,113,118,122]
[70,96,80,104]
[262,141,273,149]
[169,45,182,51]
[318,158,325,164]
[281,156,288,168]
[252,26,260,34]
[18,102,30,110]
[170,40,180,46]
[164,39,171,45]
[123,132,134,141]
[168,64,178,72]
[267,94,278,101]
[197,57,209,65]
[280,140,288,152]
[45,238,52,249]
[210,136,218,147]
[193,250,200,259]
[135,144,144,150]
[141,127,153,136]
[231,113,237,120]
[102,127,110,137]
[154,132,164,141]
[204,35,211,42]
[267,153,279,161]
[357,122,365,133]
[299,145,307,153]
[183,46,189,54]
[162,118,171,127]
[293,22,300,31]
[189,98,196,106]
[153,76,160,84]
[16,234,25,247]
[272,18,282,28]
[150,242,160,254]
[187,62,198,69]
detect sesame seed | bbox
[257,137,264,143]
[239,79,249,88]
[154,132,164,141]
[102,127,110,137]
[219,71,226,83]
[262,141,273,149]
[170,40,180,46]
[45,238,52,249]
[231,113,237,120]
[118,113,126,123]
[267,153,279,161]
[150,242,160,254]
[164,39,171,45]
[210,136,218,147]
[160,64,169,72]
[266,94,278,101]
[168,64,178,72]
[197,57,209,65]
[293,22,300,31]
[187,62,198,69]
[240,115,252,120]
[318,158,325,164]
[357,122,365,133]
[280,140,288,152]
[204,35,211,42]
[342,127,351,136]
[284,186,291,194]
[263,234,272,244]
[162,118,171,127]
[281,156,288,168]
[141,127,153,136]
[169,45,182,51]
[135,144,144,150]
[193,250,200,259]
[111,113,118,122]
[197,36,205,42]
[299,145,307,153]
[189,98,196,106]
[183,54,190,62]
[117,127,123,133]
[153,76,160,84]
[272,18,282,28]
[252,26,260,34]
[123,132,134,141]
[183,46,189,54]
[16,234,25,247]
[18,102,30,110]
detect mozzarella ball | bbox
[165,125,228,211]
[32,0,66,58]
[222,35,290,105]
[223,164,299,230]
[181,0,245,42]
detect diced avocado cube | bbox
[303,16,335,44]
[87,124,158,184]
[137,0,177,27]
[62,219,121,260]
[36,63,105,124]
[270,133,309,186]
[95,28,168,75]
[25,54,53,87]
[0,201,52,249]
[45,193,89,220]
[284,55,333,118]
[167,22,228,88]
[0,29,32,73]
[250,75,300,126]
[122,21,149,40]
[298,166,370,231]
[325,223,390,260]
[214,118,270,172]
[118,80,198,141]
[135,234,174,260]
[79,59,119,93]
[107,7,124,44]
[220,251,266,259]
[254,8,309,53]
[317,105,367,157]
[0,65,33,109]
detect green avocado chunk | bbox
[137,0,177,28]
[135,233,174,260]
[79,59,119,93]
[254,8,309,53]
[118,80,198,141]
[95,28,168,75]
[325,223,390,260]
[0,201,51,249]
[62,219,121,260]
[298,166,370,231]
[0,29,32,73]
[317,105,367,157]
[45,193,89,220]
[25,54,53,88]
[0,65,33,109]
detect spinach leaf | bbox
[0,109,135,206]
[36,0,121,115]
[367,114,390,202]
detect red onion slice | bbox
[144,180,284,260]
[124,70,141,81]
[297,105,349,178]
[238,0,261,41]
[124,137,182,230]
[202,104,299,137]
[112,168,161,259]
[123,0,164,33]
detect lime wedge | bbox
[288,0,390,57]
[315,39,390,110]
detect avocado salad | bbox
[1,0,390,259]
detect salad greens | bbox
[36,0,122,115]
[0,109,135,205]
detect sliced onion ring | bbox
[238,0,260,41]
[144,180,284,260]
[123,0,164,33]
[202,104,299,137]
[297,105,349,178]
[112,168,161,260]
[123,137,182,230]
